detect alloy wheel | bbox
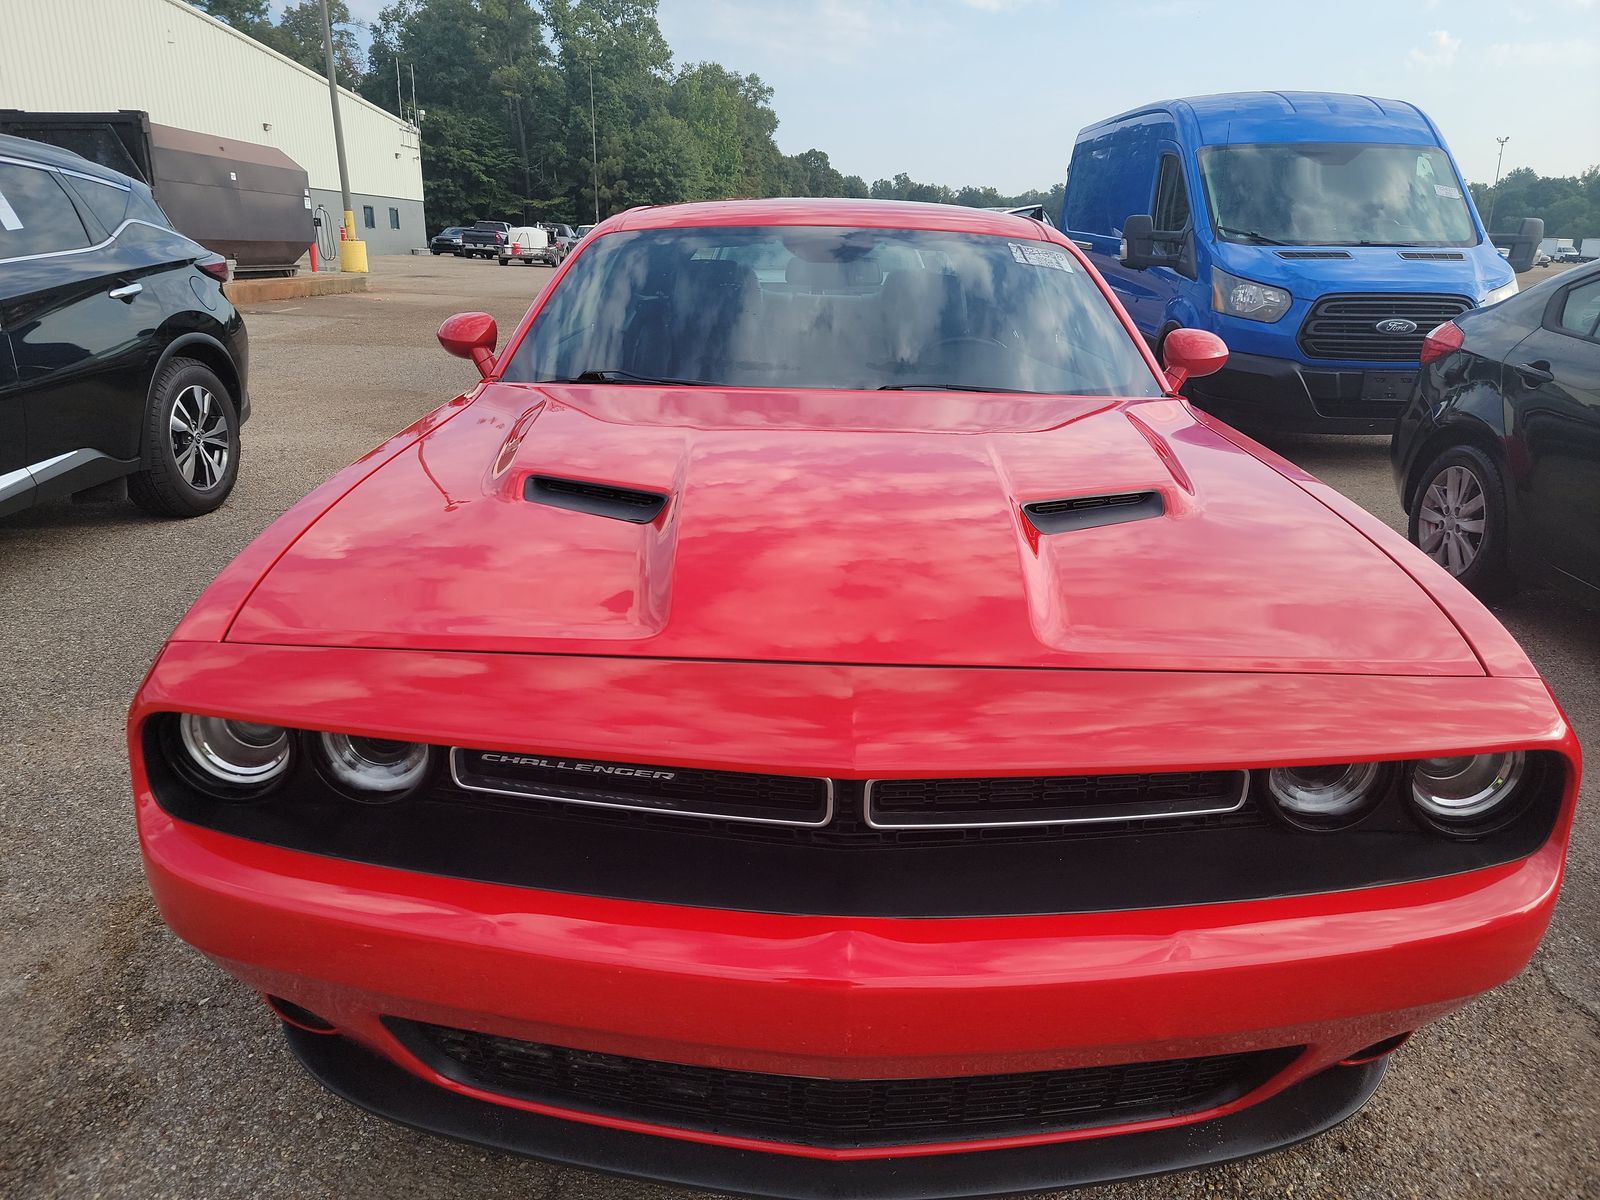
[168,384,230,492]
[1417,464,1486,576]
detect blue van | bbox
[1062,92,1519,433]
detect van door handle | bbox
[1513,360,1554,386]
[108,282,143,302]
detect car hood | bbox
[226,384,1481,675]
[1211,241,1513,301]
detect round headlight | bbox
[1267,762,1382,829]
[1411,752,1525,825]
[318,733,431,798]
[178,714,292,787]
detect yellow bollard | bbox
[338,208,369,273]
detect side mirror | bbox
[1161,327,1228,391]
[438,311,498,378]
[1496,216,1545,274]
[1119,214,1195,277]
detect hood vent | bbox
[1399,251,1466,261]
[1023,490,1163,534]
[525,475,667,524]
[1276,250,1352,259]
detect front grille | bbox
[867,770,1245,828]
[1298,293,1472,360]
[452,748,831,827]
[390,1019,1299,1148]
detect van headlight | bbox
[1211,268,1292,322]
[1482,278,1519,306]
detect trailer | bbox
[0,108,314,275]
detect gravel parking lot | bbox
[2,254,1594,1200]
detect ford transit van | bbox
[1063,92,1520,433]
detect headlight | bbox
[1411,752,1525,826]
[1266,762,1382,829]
[318,732,432,798]
[1482,278,1519,306]
[1211,268,1292,322]
[178,714,292,787]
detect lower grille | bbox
[1298,292,1471,360]
[390,1019,1299,1148]
[866,770,1246,828]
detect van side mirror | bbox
[1119,214,1194,277]
[1495,217,1544,274]
[1161,328,1228,391]
[438,311,498,378]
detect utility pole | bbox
[320,0,366,272]
[1486,136,1510,233]
[589,66,600,224]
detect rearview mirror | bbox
[438,311,498,378]
[1161,328,1228,391]
[1119,215,1194,276]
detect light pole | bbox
[1486,136,1510,233]
[320,0,366,272]
[589,66,600,224]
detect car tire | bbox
[128,357,241,519]
[1408,444,1515,601]
[498,257,509,266]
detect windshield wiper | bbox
[878,382,1029,393]
[1215,225,1291,246]
[549,368,711,386]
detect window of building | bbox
[0,162,92,259]
[389,207,400,230]
[362,205,375,229]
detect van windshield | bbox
[503,226,1162,396]
[1198,143,1477,247]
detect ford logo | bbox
[1375,318,1418,335]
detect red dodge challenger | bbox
[131,200,1580,1196]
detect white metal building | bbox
[0,0,425,254]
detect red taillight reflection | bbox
[198,257,230,283]
[1419,320,1464,365]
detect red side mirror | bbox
[438,311,498,378]
[1160,328,1228,391]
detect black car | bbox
[429,226,465,255]
[0,134,248,520]
[1392,261,1600,604]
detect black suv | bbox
[0,134,249,519]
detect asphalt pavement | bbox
[1,254,1594,1199]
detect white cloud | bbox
[1489,35,1599,64]
[674,0,899,66]
[1407,28,1461,68]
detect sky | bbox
[325,0,1598,192]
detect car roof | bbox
[0,131,135,184]
[1082,91,1439,148]
[606,197,1051,236]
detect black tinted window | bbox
[0,162,91,258]
[63,173,130,236]
[505,226,1161,397]
[1153,155,1190,231]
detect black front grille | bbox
[390,1019,1299,1148]
[1298,293,1472,360]
[867,770,1244,828]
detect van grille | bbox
[1298,293,1472,360]
[389,1019,1299,1148]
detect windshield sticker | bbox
[1434,184,1462,200]
[0,188,21,231]
[1009,242,1073,272]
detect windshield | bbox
[1198,143,1477,247]
[502,225,1161,396]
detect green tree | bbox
[273,0,365,81]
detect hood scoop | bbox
[1398,251,1466,261]
[1276,250,1352,259]
[526,475,667,524]
[1022,490,1164,534]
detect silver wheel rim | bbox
[169,384,229,492]
[1417,464,1486,576]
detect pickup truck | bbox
[460,221,512,259]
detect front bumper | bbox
[286,1023,1386,1198]
[1187,350,1419,435]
